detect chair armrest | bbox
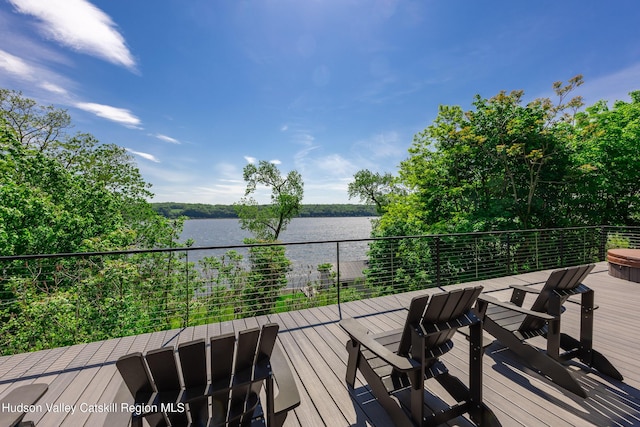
[478,294,555,321]
[0,384,48,427]
[270,343,301,414]
[340,318,419,372]
[510,284,540,294]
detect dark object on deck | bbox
[340,286,501,427]
[0,383,48,427]
[114,323,300,427]
[607,248,640,283]
[476,264,623,398]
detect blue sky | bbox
[1,1,640,204]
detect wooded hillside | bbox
[152,202,378,219]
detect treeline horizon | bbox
[152,202,379,219]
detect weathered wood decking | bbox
[1,262,639,426]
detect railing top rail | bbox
[1,224,637,262]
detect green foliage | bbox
[348,169,400,214]
[243,242,291,316]
[1,125,123,255]
[0,88,72,151]
[367,76,639,290]
[0,89,194,354]
[235,160,304,241]
[152,203,377,219]
[570,93,640,225]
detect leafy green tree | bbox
[1,90,194,354]
[0,124,123,255]
[394,77,583,234]
[0,88,72,152]
[570,92,640,225]
[234,160,303,314]
[348,169,399,214]
[366,77,586,292]
[235,160,304,241]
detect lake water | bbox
[181,217,374,247]
[180,218,375,284]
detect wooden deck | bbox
[1,262,639,426]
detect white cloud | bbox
[154,133,180,144]
[244,156,257,164]
[269,159,282,165]
[0,49,32,76]
[0,48,73,98]
[314,154,357,177]
[8,0,136,70]
[75,102,141,127]
[354,131,404,159]
[38,81,68,95]
[281,124,288,132]
[580,63,640,106]
[126,148,160,163]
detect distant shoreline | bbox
[152,202,379,219]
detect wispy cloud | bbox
[38,81,68,95]
[0,48,72,98]
[269,159,282,165]
[354,131,404,159]
[580,63,640,106]
[126,148,160,163]
[8,0,137,71]
[314,153,357,177]
[0,48,32,75]
[154,133,180,144]
[244,156,256,164]
[75,102,141,128]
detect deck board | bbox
[1,262,639,426]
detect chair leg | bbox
[357,355,414,427]
[559,333,624,381]
[484,317,587,398]
[345,340,359,389]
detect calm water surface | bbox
[181,217,374,246]
[180,218,375,279]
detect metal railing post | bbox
[185,251,189,328]
[435,237,441,287]
[599,226,607,261]
[506,233,511,274]
[336,241,342,318]
[559,230,565,267]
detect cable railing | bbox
[0,225,638,355]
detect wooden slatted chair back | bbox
[521,264,594,332]
[116,323,280,427]
[397,286,482,357]
[422,287,483,349]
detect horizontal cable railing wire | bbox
[0,225,638,355]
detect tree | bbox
[235,160,304,241]
[348,169,399,214]
[0,88,174,249]
[570,92,640,225]
[233,161,303,315]
[364,77,587,294]
[0,88,72,152]
[393,77,583,234]
[0,123,123,255]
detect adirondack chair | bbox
[0,383,48,427]
[115,323,300,427]
[475,264,623,398]
[341,286,500,427]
